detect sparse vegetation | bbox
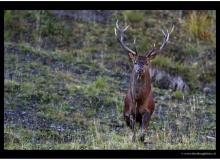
[152,56,197,88]
[184,11,214,43]
[123,10,145,23]
[4,10,215,150]
[172,90,184,100]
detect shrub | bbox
[4,10,14,27]
[184,44,198,57]
[4,80,20,92]
[185,11,214,42]
[172,90,184,100]
[138,36,151,54]
[198,70,215,84]
[152,56,173,69]
[123,10,144,23]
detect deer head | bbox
[115,20,174,81]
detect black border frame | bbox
[2,1,219,158]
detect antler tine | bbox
[123,25,129,31]
[115,20,136,55]
[170,25,174,34]
[159,29,169,50]
[116,19,119,30]
[133,37,138,53]
[146,25,174,58]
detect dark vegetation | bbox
[4,10,216,149]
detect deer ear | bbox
[128,52,136,62]
[146,53,157,62]
[145,55,155,65]
[149,54,157,61]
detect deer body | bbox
[115,20,174,142]
[124,57,155,142]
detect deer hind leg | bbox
[140,112,151,142]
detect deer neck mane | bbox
[130,69,151,102]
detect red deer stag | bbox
[115,20,174,142]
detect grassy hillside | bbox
[4,10,216,150]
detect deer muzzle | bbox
[134,64,145,80]
[136,71,145,80]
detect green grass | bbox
[5,92,216,150]
[5,62,216,150]
[123,10,145,23]
[182,43,199,57]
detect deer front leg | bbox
[129,114,136,142]
[140,112,151,142]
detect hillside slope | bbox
[4,10,216,150]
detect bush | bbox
[4,10,13,26]
[172,90,184,100]
[4,80,20,92]
[152,56,173,69]
[123,10,144,23]
[185,11,214,42]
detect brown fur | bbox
[124,56,154,142]
[115,20,173,142]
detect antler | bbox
[115,20,137,55]
[145,25,174,58]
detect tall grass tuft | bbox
[185,11,214,42]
